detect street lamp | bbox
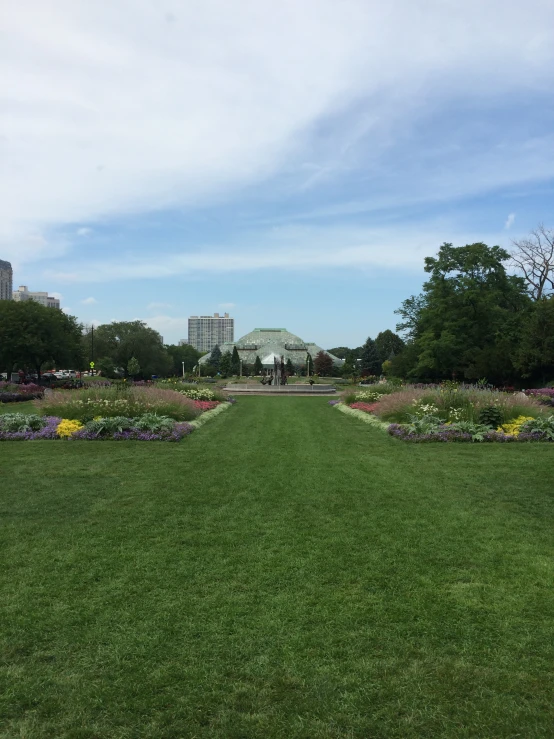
[240,358,243,377]
[181,361,185,378]
[306,355,310,377]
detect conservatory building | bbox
[199,328,344,369]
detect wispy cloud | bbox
[81,296,97,304]
[505,213,516,229]
[218,302,236,310]
[2,0,554,256]
[147,301,172,311]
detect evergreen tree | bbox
[219,351,232,377]
[254,355,263,374]
[208,345,222,373]
[375,330,405,363]
[360,337,381,376]
[231,346,241,375]
[285,357,294,376]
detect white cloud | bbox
[50,291,63,300]
[81,296,97,304]
[43,221,508,283]
[77,227,93,236]
[505,213,516,229]
[147,301,172,311]
[2,0,554,252]
[219,302,236,310]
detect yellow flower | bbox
[497,416,534,436]
[57,419,84,438]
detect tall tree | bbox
[84,321,172,377]
[208,345,222,373]
[219,351,232,377]
[127,357,141,378]
[254,355,263,375]
[375,330,405,362]
[314,350,333,376]
[0,300,83,376]
[231,346,241,375]
[285,357,294,376]
[513,297,554,383]
[395,242,530,382]
[165,343,201,376]
[326,347,350,359]
[360,337,381,376]
[511,224,554,300]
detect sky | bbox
[2,0,554,347]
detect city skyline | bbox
[2,1,554,346]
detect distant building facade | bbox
[12,285,61,309]
[185,312,234,352]
[0,259,13,301]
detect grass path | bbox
[1,397,554,738]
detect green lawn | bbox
[1,397,554,738]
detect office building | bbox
[185,312,234,352]
[12,285,61,309]
[0,259,13,301]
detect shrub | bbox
[478,405,503,428]
[56,419,84,438]
[0,413,46,432]
[519,415,554,440]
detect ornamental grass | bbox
[34,386,200,423]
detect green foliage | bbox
[165,343,201,376]
[128,414,176,432]
[231,346,240,375]
[360,337,381,376]
[127,357,141,378]
[395,243,530,382]
[478,405,503,428]
[0,413,46,432]
[0,300,84,375]
[375,330,405,362]
[208,345,222,373]
[219,351,232,377]
[83,321,172,378]
[254,355,263,374]
[513,297,554,383]
[285,358,294,376]
[520,415,554,439]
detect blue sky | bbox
[2,0,554,347]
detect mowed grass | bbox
[1,397,554,738]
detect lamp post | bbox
[240,358,243,377]
[182,361,185,378]
[306,355,310,378]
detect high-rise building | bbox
[0,259,13,301]
[12,285,61,309]
[185,312,234,352]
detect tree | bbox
[165,343,201,376]
[314,350,333,376]
[394,243,530,382]
[208,345,222,374]
[511,224,554,300]
[127,357,140,378]
[219,351,232,377]
[360,337,381,376]
[513,297,554,383]
[0,300,84,376]
[83,321,172,378]
[326,347,350,359]
[285,357,294,376]
[375,330,405,362]
[231,346,241,375]
[254,355,263,375]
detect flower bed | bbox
[0,402,234,442]
[0,382,44,402]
